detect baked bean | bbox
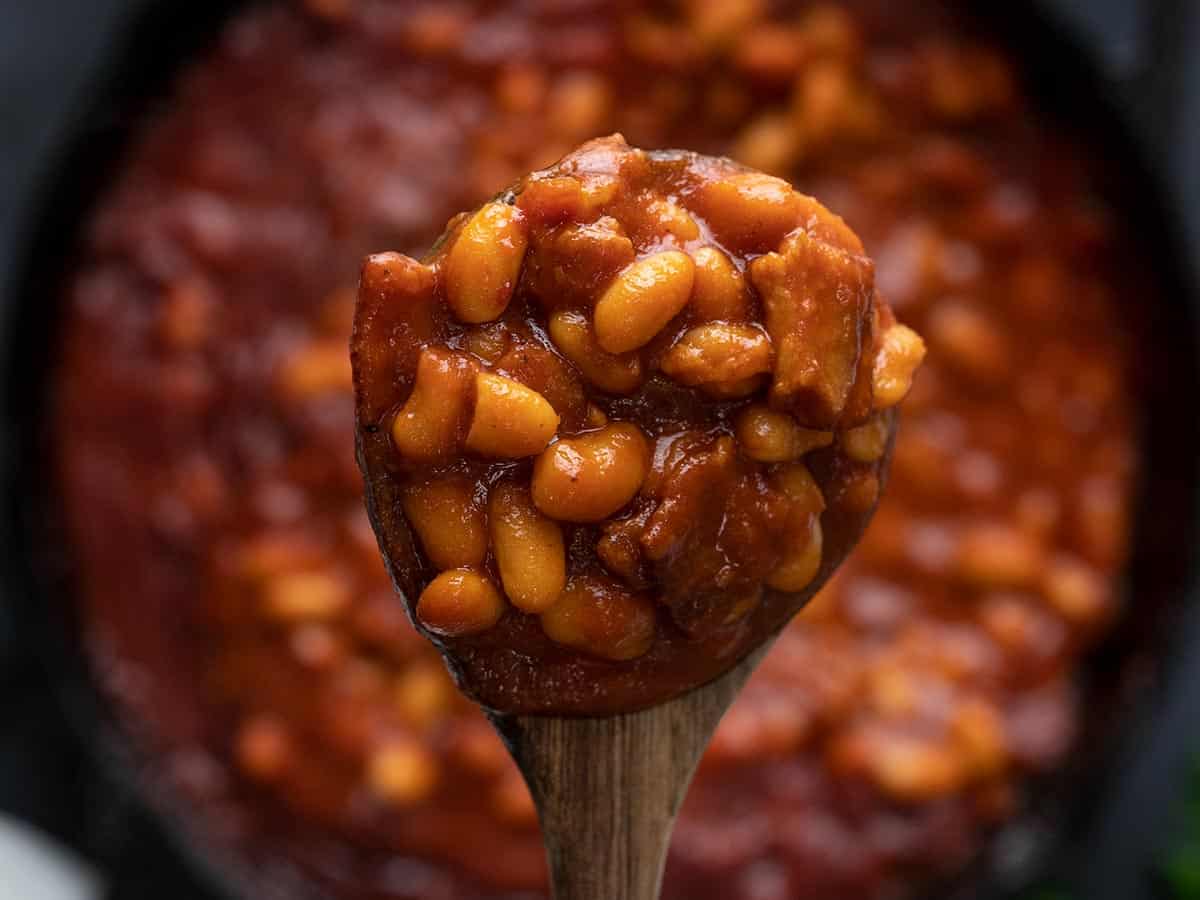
[732,111,801,175]
[766,462,826,591]
[367,740,439,806]
[464,372,560,458]
[1042,555,1109,626]
[659,323,773,389]
[495,63,547,115]
[873,322,928,408]
[643,198,701,246]
[159,278,216,351]
[278,339,352,398]
[263,570,349,622]
[540,575,656,660]
[585,404,609,428]
[927,301,1009,384]
[870,734,967,801]
[593,250,696,353]
[235,716,292,782]
[767,517,824,592]
[416,569,506,637]
[841,414,890,463]
[402,475,488,570]
[956,523,1043,589]
[734,404,833,462]
[951,697,1008,778]
[689,246,751,322]
[690,171,804,254]
[548,71,614,140]
[625,14,703,71]
[391,348,476,462]
[232,530,325,581]
[548,309,644,394]
[841,470,881,513]
[685,0,765,49]
[732,25,808,82]
[489,480,567,613]
[701,374,768,399]
[773,459,828,514]
[531,423,649,522]
[867,663,919,717]
[394,661,455,730]
[444,202,529,323]
[793,59,881,150]
[289,624,346,671]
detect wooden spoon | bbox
[351,137,916,899]
[490,645,769,900]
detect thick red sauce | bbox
[55,2,1135,898]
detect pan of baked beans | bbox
[3,1,1197,900]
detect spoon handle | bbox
[494,647,767,900]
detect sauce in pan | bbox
[55,1,1135,897]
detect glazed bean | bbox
[766,462,826,591]
[869,733,966,801]
[391,348,476,462]
[688,171,804,253]
[659,323,773,388]
[734,403,833,462]
[732,111,800,176]
[416,569,506,636]
[263,570,349,622]
[278,338,352,398]
[772,460,827,512]
[950,698,1007,778]
[689,246,751,322]
[766,516,824,592]
[593,250,696,353]
[956,522,1043,589]
[393,661,455,730]
[531,423,650,522]
[644,198,701,245]
[841,414,890,463]
[540,574,656,660]
[464,372,560,458]
[367,739,440,806]
[489,480,567,613]
[873,322,927,408]
[1041,555,1109,626]
[235,716,292,782]
[444,202,529,323]
[401,475,488,570]
[548,309,643,394]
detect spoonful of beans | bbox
[351,135,924,899]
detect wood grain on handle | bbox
[492,646,769,900]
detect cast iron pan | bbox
[2,1,1197,899]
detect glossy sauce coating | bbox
[55,2,1137,899]
[354,136,921,714]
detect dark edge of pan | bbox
[0,2,1196,900]
[0,6,295,900]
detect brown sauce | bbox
[55,2,1135,897]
